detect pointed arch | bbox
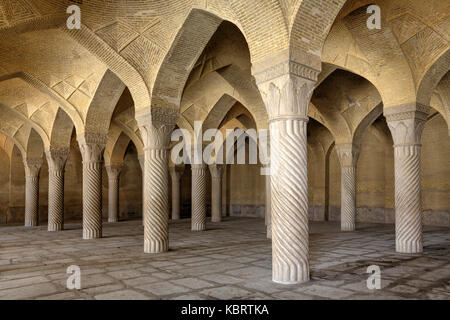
[417,49,450,106]
[105,132,132,166]
[84,70,126,135]
[0,102,50,148]
[150,9,223,113]
[353,103,384,147]
[50,108,75,150]
[0,72,84,133]
[25,128,44,160]
[290,0,348,57]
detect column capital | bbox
[256,72,315,121]
[77,132,108,162]
[136,110,178,150]
[138,122,175,150]
[45,147,69,171]
[105,163,123,179]
[335,143,360,168]
[23,157,43,177]
[385,104,429,146]
[253,51,319,122]
[209,164,224,179]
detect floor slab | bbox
[0,218,449,300]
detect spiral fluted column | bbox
[269,118,310,283]
[264,166,272,239]
[45,149,69,231]
[24,158,42,227]
[138,113,176,254]
[139,155,145,226]
[386,106,428,254]
[209,164,223,223]
[336,144,360,232]
[106,164,123,223]
[78,134,107,240]
[256,62,318,284]
[191,164,207,231]
[169,166,184,220]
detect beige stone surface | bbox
[0,218,448,300]
[0,0,448,292]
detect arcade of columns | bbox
[15,61,438,284]
[0,0,448,285]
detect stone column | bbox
[106,164,123,223]
[191,164,207,231]
[262,134,271,239]
[78,133,107,239]
[255,58,318,284]
[23,158,43,227]
[209,164,224,223]
[336,144,360,232]
[386,106,428,253]
[139,155,145,225]
[138,114,176,253]
[264,167,272,239]
[45,148,69,231]
[169,166,184,220]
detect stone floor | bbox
[0,217,449,300]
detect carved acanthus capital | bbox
[45,148,69,171]
[388,118,426,146]
[336,144,360,168]
[257,72,316,121]
[209,164,224,179]
[137,112,177,150]
[139,123,175,150]
[78,133,108,163]
[24,158,43,177]
[105,163,123,179]
[384,103,430,146]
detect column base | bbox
[272,273,309,285]
[48,223,63,231]
[341,222,355,232]
[396,240,423,254]
[266,224,272,239]
[273,278,310,285]
[83,229,102,239]
[273,264,310,284]
[211,216,221,223]
[108,218,119,223]
[144,239,168,253]
[25,221,38,227]
[192,223,206,231]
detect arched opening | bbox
[421,111,450,226]
[307,118,334,222]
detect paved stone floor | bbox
[0,217,449,300]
